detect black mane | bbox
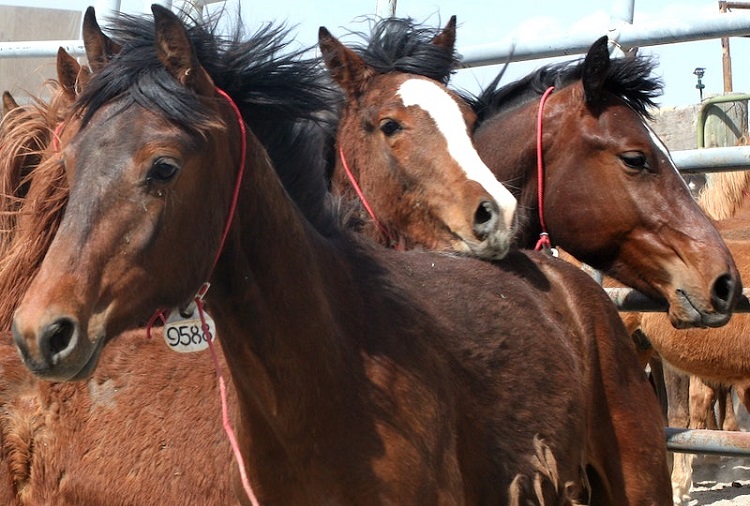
[75,11,340,232]
[347,16,459,84]
[466,51,663,123]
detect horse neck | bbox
[473,100,541,247]
[206,129,352,426]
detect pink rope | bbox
[196,295,260,506]
[534,86,555,252]
[200,87,258,506]
[52,121,65,152]
[338,146,397,247]
[144,86,258,504]
[211,87,247,273]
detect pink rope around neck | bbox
[211,87,247,273]
[338,146,397,247]
[145,86,259,505]
[534,86,555,252]
[201,87,259,506]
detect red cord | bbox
[338,146,398,247]
[52,121,65,152]
[534,86,555,252]
[145,86,258,505]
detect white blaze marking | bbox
[397,78,517,228]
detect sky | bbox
[2,0,750,108]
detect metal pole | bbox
[610,0,635,24]
[94,0,122,19]
[720,1,734,93]
[459,12,750,67]
[666,428,750,456]
[375,0,396,18]
[671,145,750,173]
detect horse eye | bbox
[379,118,402,137]
[620,151,649,172]
[147,158,180,184]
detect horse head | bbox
[321,19,517,259]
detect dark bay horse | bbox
[467,37,739,329]
[11,6,671,505]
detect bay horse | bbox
[0,8,342,504]
[0,26,242,506]
[0,120,240,505]
[466,38,740,329]
[10,6,671,505]
[0,14,512,506]
[322,17,739,329]
[636,159,750,504]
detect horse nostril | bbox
[710,273,737,313]
[473,200,499,240]
[40,317,77,363]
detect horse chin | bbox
[668,290,732,330]
[458,231,514,261]
[67,337,107,381]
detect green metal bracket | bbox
[696,93,750,148]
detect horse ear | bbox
[56,47,81,100]
[76,64,92,95]
[152,5,215,96]
[319,26,374,98]
[581,35,611,105]
[431,15,457,51]
[2,91,18,116]
[82,6,122,72]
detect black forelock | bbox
[73,10,342,234]
[346,16,459,84]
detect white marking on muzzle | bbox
[397,78,517,229]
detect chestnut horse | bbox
[466,38,739,329]
[325,16,516,259]
[11,6,671,505]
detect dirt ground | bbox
[687,456,750,505]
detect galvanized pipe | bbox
[2,8,750,62]
[666,427,750,456]
[459,12,750,67]
[672,146,750,173]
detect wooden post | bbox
[720,1,733,92]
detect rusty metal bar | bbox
[606,287,750,313]
[666,427,750,456]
